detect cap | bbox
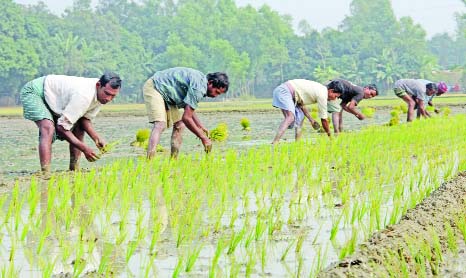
[437,82,448,94]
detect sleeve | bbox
[317,95,328,119]
[59,93,92,130]
[352,91,364,104]
[183,88,202,109]
[83,105,101,121]
[183,77,207,110]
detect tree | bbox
[0,0,39,102]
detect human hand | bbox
[202,127,209,138]
[83,146,100,162]
[95,138,106,150]
[311,121,320,130]
[202,137,212,153]
[356,113,365,120]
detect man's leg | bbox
[170,120,185,159]
[332,112,341,134]
[147,121,166,159]
[35,119,55,175]
[295,119,304,141]
[272,109,295,144]
[69,119,85,171]
[402,95,416,122]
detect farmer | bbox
[271,79,342,144]
[415,80,448,116]
[143,67,229,159]
[393,79,440,122]
[20,72,122,175]
[328,79,378,133]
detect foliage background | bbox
[0,0,465,104]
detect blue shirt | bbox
[151,67,207,110]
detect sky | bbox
[14,0,466,37]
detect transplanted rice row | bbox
[1,115,466,276]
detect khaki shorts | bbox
[394,88,409,98]
[143,78,182,127]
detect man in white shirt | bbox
[20,72,122,175]
[271,79,342,144]
[393,79,438,122]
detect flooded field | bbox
[0,108,393,180]
[0,106,465,277]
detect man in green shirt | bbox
[143,67,229,159]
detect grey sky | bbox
[14,0,466,37]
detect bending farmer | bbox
[20,73,122,175]
[271,79,342,144]
[143,67,229,159]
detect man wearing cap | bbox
[326,79,378,133]
[271,79,342,144]
[143,67,229,159]
[393,79,441,122]
[415,80,448,116]
[20,73,122,175]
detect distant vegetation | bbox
[0,0,465,105]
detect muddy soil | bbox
[318,172,466,278]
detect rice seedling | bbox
[99,140,121,154]
[209,237,226,278]
[245,248,257,277]
[361,107,375,118]
[240,117,251,131]
[338,226,358,259]
[280,239,296,261]
[388,109,400,126]
[4,112,466,277]
[125,240,138,263]
[295,232,307,254]
[209,123,228,142]
[455,215,466,243]
[172,257,183,278]
[134,128,151,145]
[444,221,458,254]
[442,106,451,116]
[185,244,203,272]
[309,245,328,278]
[428,227,442,275]
[227,229,245,255]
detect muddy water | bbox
[0,107,465,277]
[1,107,393,180]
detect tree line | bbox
[1,0,465,104]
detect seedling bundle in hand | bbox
[209,123,228,142]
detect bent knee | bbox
[285,114,295,124]
[38,120,55,137]
[173,121,185,131]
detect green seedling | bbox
[240,117,251,131]
[361,107,375,118]
[209,122,228,142]
[99,140,121,154]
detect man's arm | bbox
[341,100,365,120]
[320,118,331,137]
[416,99,430,118]
[55,124,100,161]
[191,110,209,136]
[427,100,440,113]
[299,104,320,128]
[79,117,106,149]
[182,105,212,151]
